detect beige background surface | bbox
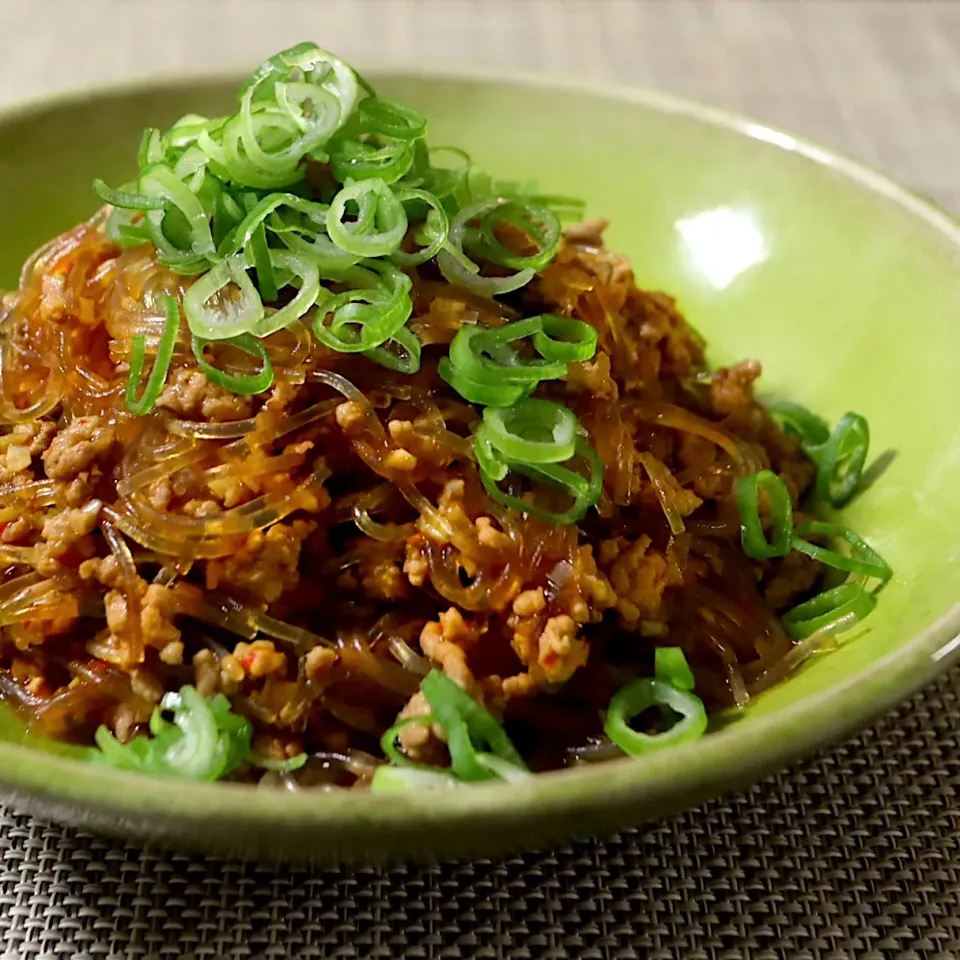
[2,2,960,958]
[0,0,959,204]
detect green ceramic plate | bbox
[0,69,958,864]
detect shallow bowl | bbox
[0,69,958,863]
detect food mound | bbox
[0,44,889,789]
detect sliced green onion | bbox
[249,222,278,302]
[782,582,877,639]
[364,325,422,374]
[476,200,561,272]
[767,399,830,449]
[391,188,449,266]
[275,80,342,142]
[379,713,439,767]
[314,261,412,352]
[137,127,164,168]
[448,321,566,386]
[736,470,794,559]
[532,314,599,364]
[126,293,181,416]
[359,97,427,140]
[768,402,871,507]
[192,332,274,395]
[474,421,510,482]
[478,436,604,525]
[192,334,270,393]
[654,647,696,692]
[90,685,252,781]
[370,765,459,792]
[139,162,216,259]
[603,678,707,757]
[474,753,533,783]
[93,178,170,212]
[183,254,264,340]
[328,136,416,185]
[420,670,528,782]
[438,357,531,407]
[482,399,578,464]
[217,192,329,259]
[813,412,870,508]
[213,190,246,249]
[250,249,321,338]
[326,178,408,258]
[437,199,537,298]
[249,752,308,772]
[220,112,306,189]
[791,521,892,583]
[279,229,361,274]
[240,42,359,129]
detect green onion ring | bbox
[139,162,215,259]
[438,357,532,408]
[390,188,450,266]
[654,647,696,692]
[379,714,440,767]
[603,678,707,757]
[326,179,408,258]
[249,250,321,338]
[249,752,308,772]
[736,470,794,559]
[93,178,170,212]
[239,43,359,129]
[274,80,342,142]
[191,333,274,395]
[217,192,330,259]
[183,254,265,340]
[370,766,459,792]
[126,293,181,416]
[437,199,536,298]
[329,136,416,185]
[363,325,422,374]
[766,399,830,449]
[448,321,567,386]
[249,222,278,302]
[482,399,578,465]
[476,200,561,272]
[359,96,427,140]
[220,112,307,189]
[813,412,870,507]
[532,314,599,364]
[313,264,412,353]
[420,670,528,782]
[791,521,892,583]
[137,127,164,168]
[782,582,877,639]
[478,437,603,525]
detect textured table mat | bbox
[2,1,960,957]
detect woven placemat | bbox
[4,665,960,959]
[2,1,960,957]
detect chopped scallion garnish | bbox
[125,293,181,416]
[90,685,253,781]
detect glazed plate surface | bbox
[0,70,958,862]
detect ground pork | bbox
[710,359,762,416]
[156,367,255,422]
[337,539,409,601]
[41,500,101,556]
[599,535,679,629]
[563,217,609,246]
[42,416,116,481]
[204,519,316,604]
[9,420,56,457]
